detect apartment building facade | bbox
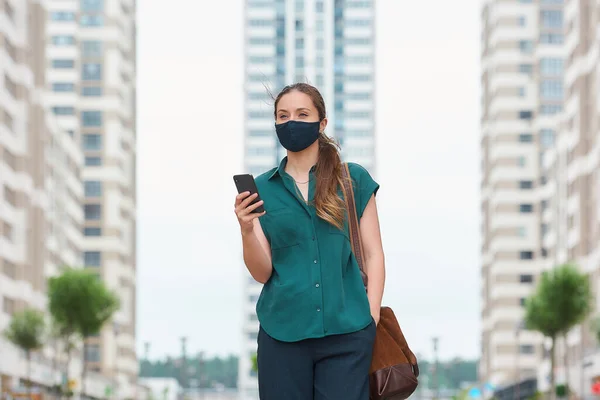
[0,0,114,397]
[480,0,565,388]
[0,0,138,397]
[239,0,376,397]
[535,0,600,396]
[45,0,138,396]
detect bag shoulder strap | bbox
[340,163,369,289]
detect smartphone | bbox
[233,174,265,214]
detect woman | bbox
[234,83,385,400]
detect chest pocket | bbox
[263,209,306,250]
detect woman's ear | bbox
[319,118,328,133]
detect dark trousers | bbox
[257,320,376,400]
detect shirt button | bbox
[312,236,315,241]
[314,260,317,264]
[317,308,321,312]
[315,283,320,288]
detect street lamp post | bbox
[432,337,439,400]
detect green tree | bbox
[524,264,592,400]
[251,353,258,373]
[4,309,46,399]
[556,264,592,394]
[48,268,120,397]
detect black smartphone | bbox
[233,174,265,214]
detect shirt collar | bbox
[268,157,288,180]
[268,157,317,180]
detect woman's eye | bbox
[299,113,308,117]
[279,115,288,119]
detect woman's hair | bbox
[273,83,346,229]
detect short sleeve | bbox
[347,163,379,220]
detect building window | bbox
[52,59,75,69]
[518,16,526,26]
[519,344,535,354]
[84,344,101,362]
[346,19,370,27]
[84,227,102,236]
[85,157,102,166]
[81,14,104,26]
[248,111,272,119]
[248,37,273,46]
[520,274,534,283]
[247,331,258,340]
[50,11,76,21]
[540,129,555,147]
[541,10,563,29]
[248,130,271,137]
[517,156,526,167]
[83,134,102,151]
[249,294,259,302]
[81,111,103,127]
[347,56,372,64]
[518,227,527,237]
[519,64,533,74]
[82,87,102,97]
[248,19,273,27]
[519,111,533,120]
[82,64,102,81]
[52,107,75,116]
[82,41,103,57]
[84,204,102,220]
[540,58,563,76]
[519,40,533,53]
[519,204,533,213]
[540,104,562,115]
[51,35,75,46]
[540,33,563,45]
[84,181,102,197]
[519,251,534,260]
[248,56,274,64]
[540,80,563,99]
[519,133,533,143]
[81,0,103,12]
[519,180,534,189]
[520,298,527,306]
[84,251,101,267]
[52,83,75,92]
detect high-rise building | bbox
[536,0,600,395]
[45,0,138,396]
[239,0,376,397]
[0,0,111,396]
[479,0,564,387]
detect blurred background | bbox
[1,0,598,399]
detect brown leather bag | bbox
[341,163,420,400]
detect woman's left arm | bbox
[359,194,385,325]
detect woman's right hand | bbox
[234,192,265,236]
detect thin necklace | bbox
[294,179,309,185]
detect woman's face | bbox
[275,91,327,132]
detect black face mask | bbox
[275,120,320,152]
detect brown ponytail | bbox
[273,83,347,229]
[314,133,346,229]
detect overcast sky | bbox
[136,0,481,362]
